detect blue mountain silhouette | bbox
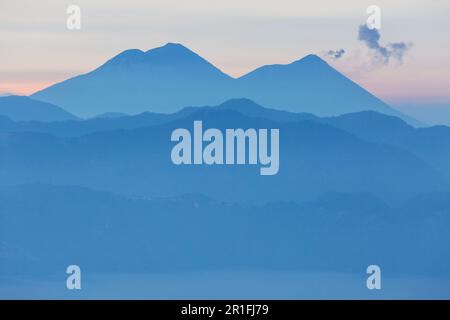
[31,43,417,125]
[0,95,78,122]
[322,111,450,179]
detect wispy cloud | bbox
[324,49,345,60]
[358,24,412,65]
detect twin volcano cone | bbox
[32,42,407,123]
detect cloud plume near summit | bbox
[324,49,345,60]
[358,24,412,65]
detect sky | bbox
[1,0,449,105]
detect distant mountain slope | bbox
[0,95,78,122]
[31,43,416,124]
[322,111,450,179]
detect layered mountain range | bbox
[1,44,449,292]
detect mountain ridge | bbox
[30,43,417,125]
